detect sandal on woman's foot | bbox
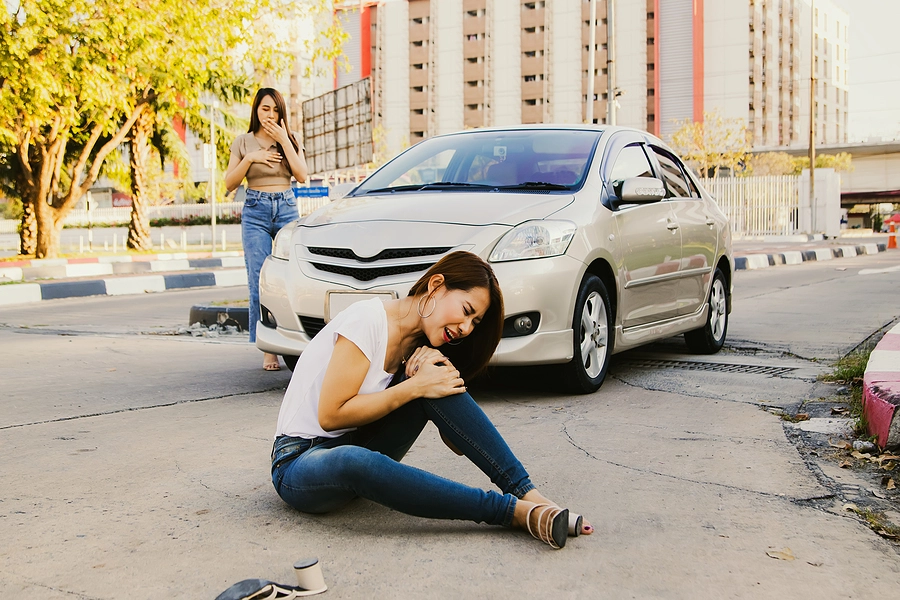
[525,503,569,549]
[263,355,281,371]
[215,578,326,600]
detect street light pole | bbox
[210,100,219,252]
[809,0,816,232]
[586,0,597,124]
[607,0,617,126]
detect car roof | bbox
[428,124,666,147]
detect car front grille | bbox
[305,246,451,283]
[308,246,452,263]
[310,261,434,282]
[299,316,326,338]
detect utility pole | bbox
[586,0,597,124]
[809,0,816,231]
[210,100,219,252]
[607,0,616,126]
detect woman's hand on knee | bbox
[405,347,453,378]
[408,353,466,399]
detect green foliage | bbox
[0,197,23,220]
[0,0,343,257]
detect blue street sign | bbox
[293,186,330,198]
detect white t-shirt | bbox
[275,298,395,439]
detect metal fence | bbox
[0,197,332,232]
[700,175,800,237]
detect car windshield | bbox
[350,129,602,196]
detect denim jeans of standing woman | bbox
[242,188,298,343]
[271,378,536,526]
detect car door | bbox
[647,145,717,317]
[605,141,682,328]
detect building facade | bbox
[334,0,848,162]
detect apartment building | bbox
[333,0,847,162]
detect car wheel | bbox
[684,267,728,354]
[561,275,613,394]
[283,355,300,371]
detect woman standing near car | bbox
[270,251,593,548]
[225,88,308,371]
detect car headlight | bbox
[272,221,298,260]
[489,220,576,262]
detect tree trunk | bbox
[19,200,37,256]
[127,110,154,251]
[34,197,61,259]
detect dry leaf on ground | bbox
[829,439,853,449]
[766,548,796,561]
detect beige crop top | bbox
[230,132,302,189]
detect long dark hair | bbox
[248,87,300,160]
[407,251,504,381]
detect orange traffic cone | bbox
[889,223,898,249]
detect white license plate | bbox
[325,291,397,322]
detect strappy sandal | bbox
[215,578,326,600]
[525,503,569,549]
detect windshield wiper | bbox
[497,181,571,190]
[362,182,494,195]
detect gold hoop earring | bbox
[417,295,436,318]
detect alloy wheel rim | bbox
[580,291,608,379]
[710,279,727,341]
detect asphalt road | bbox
[1,251,899,598]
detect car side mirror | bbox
[618,177,666,204]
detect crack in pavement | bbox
[560,421,830,502]
[11,578,105,600]
[0,387,285,431]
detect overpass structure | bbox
[755,141,900,208]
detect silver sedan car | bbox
[257,125,733,393]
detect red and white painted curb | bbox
[863,322,900,449]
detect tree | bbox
[748,151,853,176]
[0,0,340,257]
[668,110,752,177]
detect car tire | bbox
[283,355,300,371]
[561,275,613,394]
[684,267,728,354]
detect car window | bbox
[351,129,602,195]
[650,147,697,198]
[608,144,654,198]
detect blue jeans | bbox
[271,389,535,527]
[242,188,298,342]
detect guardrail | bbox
[701,175,801,237]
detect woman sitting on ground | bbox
[270,251,592,548]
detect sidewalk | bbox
[0,251,248,306]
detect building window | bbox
[467,34,480,41]
[413,63,425,70]
[467,80,479,87]
[412,40,424,47]
[524,27,536,33]
[524,51,536,57]
[524,99,537,106]
[467,57,478,63]
[412,86,424,92]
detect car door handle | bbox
[666,222,679,231]
[705,218,716,226]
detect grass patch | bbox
[208,299,249,307]
[822,348,874,437]
[848,506,900,541]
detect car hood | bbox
[301,191,574,227]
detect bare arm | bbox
[224,144,282,193]
[318,336,466,432]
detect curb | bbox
[863,322,900,450]
[0,269,248,307]
[0,254,245,284]
[735,243,888,271]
